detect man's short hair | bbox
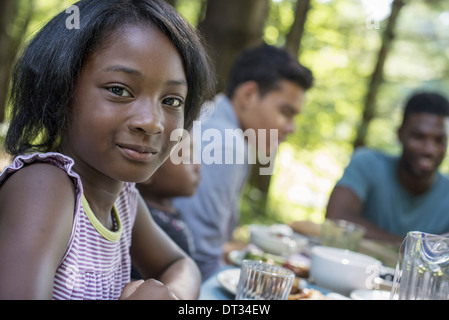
[402,92,449,125]
[226,43,313,98]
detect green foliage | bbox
[174,0,206,27]
[239,0,449,228]
[23,0,76,39]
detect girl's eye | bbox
[163,97,184,108]
[108,86,132,97]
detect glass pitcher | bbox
[390,231,449,300]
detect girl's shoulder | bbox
[0,152,82,191]
[0,152,82,223]
[0,153,79,296]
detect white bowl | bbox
[310,246,381,296]
[350,289,391,300]
[249,224,308,256]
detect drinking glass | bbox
[235,260,295,300]
[320,218,366,251]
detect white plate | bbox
[228,250,247,266]
[217,268,241,295]
[350,289,391,300]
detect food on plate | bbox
[249,224,308,256]
[288,277,327,300]
[243,248,285,265]
[289,220,322,237]
[282,261,309,279]
[242,248,309,278]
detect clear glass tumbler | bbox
[320,218,366,251]
[235,260,295,300]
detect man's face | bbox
[241,80,306,155]
[398,112,449,179]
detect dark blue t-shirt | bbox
[149,206,195,256]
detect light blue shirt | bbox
[173,94,250,281]
[337,147,449,237]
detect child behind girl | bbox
[0,0,215,300]
[132,132,200,279]
[137,132,200,257]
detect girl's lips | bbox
[118,144,158,162]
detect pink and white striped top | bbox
[0,152,138,300]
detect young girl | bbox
[0,0,215,300]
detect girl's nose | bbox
[128,100,164,135]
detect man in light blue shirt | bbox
[326,92,449,243]
[173,44,314,280]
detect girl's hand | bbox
[119,279,179,300]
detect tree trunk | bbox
[248,0,312,198]
[198,0,270,93]
[248,0,313,200]
[285,0,311,57]
[0,0,34,124]
[0,0,18,123]
[353,0,406,149]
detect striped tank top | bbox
[0,152,138,299]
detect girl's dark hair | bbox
[226,43,313,98]
[6,0,216,156]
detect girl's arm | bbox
[127,195,201,300]
[0,163,75,299]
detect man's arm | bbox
[326,185,403,244]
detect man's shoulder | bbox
[199,94,238,128]
[353,146,385,157]
[351,147,393,165]
[436,171,449,186]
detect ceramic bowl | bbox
[310,246,382,296]
[249,224,308,256]
[350,289,391,300]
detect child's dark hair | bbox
[226,43,313,98]
[6,0,215,157]
[402,92,449,126]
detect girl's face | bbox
[62,24,187,184]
